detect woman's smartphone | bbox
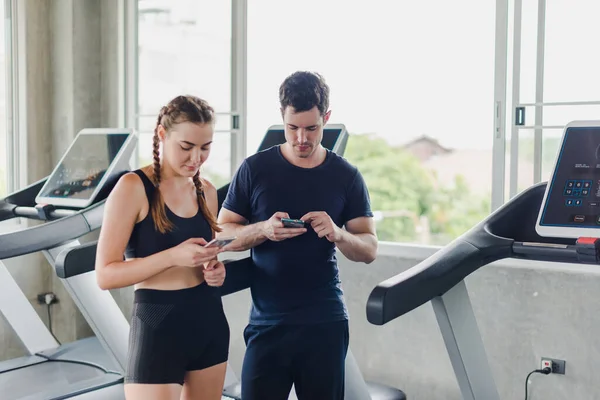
[281,218,306,228]
[204,236,237,248]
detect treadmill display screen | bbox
[259,129,342,151]
[540,126,600,227]
[37,133,129,202]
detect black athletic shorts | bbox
[124,282,230,385]
[241,320,349,400]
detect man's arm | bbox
[218,208,268,251]
[336,216,378,264]
[301,212,377,264]
[218,209,307,252]
[335,168,378,263]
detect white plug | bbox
[541,359,553,373]
[44,293,56,305]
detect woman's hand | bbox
[168,238,222,268]
[204,260,226,287]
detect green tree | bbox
[344,133,491,244]
[517,136,561,176]
[427,175,491,245]
[344,133,436,242]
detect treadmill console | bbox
[257,123,348,152]
[36,128,137,209]
[536,121,600,238]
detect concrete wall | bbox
[222,250,600,400]
[0,0,121,357]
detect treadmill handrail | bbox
[365,184,553,327]
[55,241,98,279]
[0,199,107,260]
[0,214,91,260]
[366,238,510,325]
[0,201,17,221]
[13,206,77,220]
[55,240,255,296]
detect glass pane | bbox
[544,1,600,102]
[518,0,542,104]
[541,128,564,181]
[137,0,232,115]
[0,4,6,198]
[542,105,600,127]
[516,129,535,194]
[138,113,232,134]
[136,132,231,189]
[247,0,495,245]
[504,135,512,204]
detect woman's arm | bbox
[95,173,175,290]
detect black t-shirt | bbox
[223,146,373,325]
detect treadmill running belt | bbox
[0,360,119,400]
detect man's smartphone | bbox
[204,236,237,248]
[281,218,306,228]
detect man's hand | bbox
[262,212,307,242]
[301,211,342,242]
[204,260,226,287]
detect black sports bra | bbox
[124,169,213,259]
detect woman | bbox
[95,95,230,400]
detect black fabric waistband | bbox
[133,282,214,304]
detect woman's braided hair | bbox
[151,95,221,234]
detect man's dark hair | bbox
[279,71,330,115]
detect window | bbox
[136,0,233,186]
[247,0,495,245]
[505,0,600,200]
[0,2,6,198]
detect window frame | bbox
[3,0,17,194]
[0,0,25,233]
[125,0,247,177]
[126,0,508,251]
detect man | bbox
[218,71,378,400]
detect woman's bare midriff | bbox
[135,266,206,291]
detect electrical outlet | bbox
[541,357,566,375]
[541,359,552,370]
[37,292,58,305]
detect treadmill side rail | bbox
[0,214,91,260]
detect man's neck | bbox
[281,143,327,169]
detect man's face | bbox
[282,106,330,159]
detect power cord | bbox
[0,293,121,378]
[0,350,121,376]
[34,353,121,375]
[46,302,61,345]
[525,367,551,400]
[38,295,120,376]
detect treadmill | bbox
[56,124,406,400]
[366,120,600,400]
[0,128,137,399]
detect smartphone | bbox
[281,218,306,228]
[204,236,237,248]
